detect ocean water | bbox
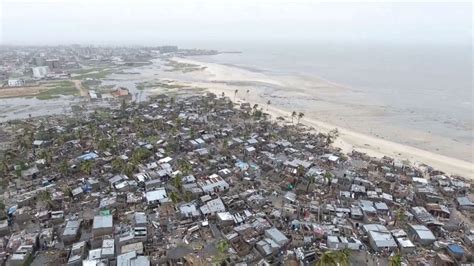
[189,41,473,160]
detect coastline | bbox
[170,56,474,179]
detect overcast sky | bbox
[0,0,471,47]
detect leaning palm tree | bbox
[297,112,304,125]
[291,111,297,125]
[326,128,340,145]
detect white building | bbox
[198,174,229,193]
[32,66,50,78]
[8,79,25,87]
[145,188,169,204]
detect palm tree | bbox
[59,159,69,176]
[184,191,192,202]
[0,200,5,213]
[123,163,136,177]
[394,208,406,226]
[111,158,125,173]
[173,174,183,192]
[291,111,297,125]
[296,165,306,177]
[326,128,340,145]
[297,112,304,125]
[337,248,351,266]
[0,159,9,175]
[245,89,250,100]
[306,174,316,193]
[169,191,180,203]
[37,190,54,209]
[179,160,192,175]
[234,89,238,101]
[266,100,271,111]
[316,251,338,266]
[40,149,53,165]
[214,240,230,264]
[323,172,333,190]
[80,160,94,175]
[389,252,403,266]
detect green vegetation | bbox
[164,59,206,73]
[74,68,115,79]
[316,249,351,266]
[70,68,104,75]
[36,81,77,100]
[136,81,189,91]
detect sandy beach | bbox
[168,57,474,179]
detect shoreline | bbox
[206,86,474,179]
[170,57,474,179]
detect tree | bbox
[112,158,125,173]
[214,240,230,264]
[296,165,306,177]
[389,252,403,266]
[39,149,53,165]
[37,190,54,209]
[291,111,297,125]
[80,160,94,175]
[266,100,271,110]
[179,160,192,175]
[0,200,5,213]
[394,208,406,226]
[297,112,304,125]
[131,148,152,166]
[169,191,180,203]
[234,89,238,101]
[245,89,250,100]
[326,128,340,145]
[323,172,333,188]
[184,191,193,202]
[59,159,69,176]
[122,163,136,177]
[306,174,316,193]
[316,251,338,266]
[173,174,183,192]
[336,248,351,266]
[0,159,9,175]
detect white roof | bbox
[93,215,113,229]
[200,198,226,214]
[145,188,168,203]
[217,212,234,221]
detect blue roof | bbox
[77,152,99,161]
[447,244,464,254]
[7,206,17,215]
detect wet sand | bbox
[170,57,474,179]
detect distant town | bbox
[0,45,220,104]
[0,45,473,266]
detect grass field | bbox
[35,81,78,100]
